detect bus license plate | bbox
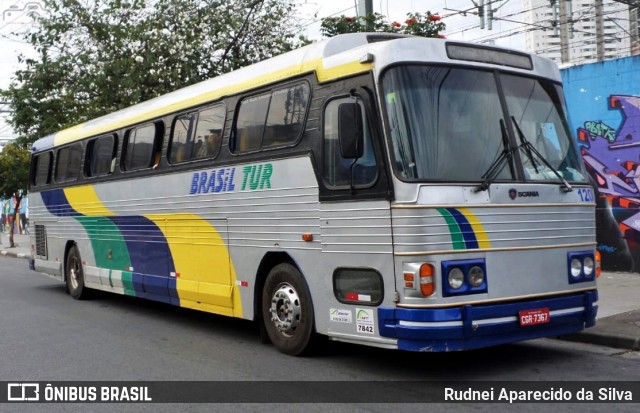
[518,308,550,326]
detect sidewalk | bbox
[1,232,639,351]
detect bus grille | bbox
[35,224,47,258]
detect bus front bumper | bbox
[377,290,598,352]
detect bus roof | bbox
[32,33,558,152]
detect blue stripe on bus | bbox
[445,208,479,249]
[41,189,82,217]
[108,216,177,304]
[38,190,178,305]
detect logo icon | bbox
[7,383,40,401]
[509,188,517,200]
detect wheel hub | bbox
[268,283,301,335]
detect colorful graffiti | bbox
[576,95,640,271]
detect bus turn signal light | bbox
[403,272,414,289]
[595,250,601,278]
[420,264,435,297]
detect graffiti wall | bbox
[562,56,640,272]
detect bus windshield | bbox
[382,65,586,183]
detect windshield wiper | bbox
[476,119,516,192]
[511,116,572,192]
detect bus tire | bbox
[66,245,88,300]
[262,263,316,356]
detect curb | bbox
[0,249,29,259]
[557,331,640,351]
[556,309,640,351]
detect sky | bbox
[0,0,527,140]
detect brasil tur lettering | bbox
[189,163,273,195]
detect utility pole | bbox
[357,0,374,31]
[558,0,571,63]
[595,0,605,61]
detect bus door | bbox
[319,87,395,337]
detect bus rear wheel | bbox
[66,245,88,300]
[262,263,315,356]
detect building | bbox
[524,0,633,65]
[631,4,640,55]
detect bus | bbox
[28,33,599,355]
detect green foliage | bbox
[1,0,309,147]
[320,12,445,39]
[0,143,30,202]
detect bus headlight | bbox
[583,256,594,277]
[441,259,487,297]
[448,268,464,290]
[567,251,597,283]
[570,258,582,278]
[468,265,485,287]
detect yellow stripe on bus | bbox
[145,213,243,318]
[64,185,115,216]
[458,208,492,249]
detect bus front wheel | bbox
[66,246,88,300]
[262,263,315,356]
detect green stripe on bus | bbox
[76,216,135,296]
[436,208,466,250]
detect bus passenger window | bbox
[232,83,309,153]
[234,93,270,153]
[169,113,196,164]
[86,134,116,177]
[192,105,225,160]
[32,152,52,187]
[55,144,82,182]
[323,97,377,188]
[263,84,309,148]
[123,123,161,171]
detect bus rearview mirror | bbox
[338,102,364,159]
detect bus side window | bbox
[263,84,309,148]
[86,134,116,177]
[191,104,225,160]
[232,83,309,153]
[123,123,162,171]
[31,152,52,187]
[323,97,377,188]
[169,113,196,164]
[234,93,270,153]
[55,143,83,183]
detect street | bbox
[0,256,638,412]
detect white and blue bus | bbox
[28,33,599,355]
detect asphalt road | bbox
[1,256,638,412]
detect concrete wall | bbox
[561,56,640,272]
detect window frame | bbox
[84,134,117,178]
[231,81,311,155]
[54,143,83,183]
[121,122,163,172]
[168,103,226,165]
[31,151,53,188]
[322,94,379,190]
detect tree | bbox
[320,12,445,39]
[1,0,308,147]
[0,144,30,248]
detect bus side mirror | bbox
[338,102,364,159]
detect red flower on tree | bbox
[405,17,417,25]
[391,21,401,28]
[345,16,354,23]
[429,14,442,22]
